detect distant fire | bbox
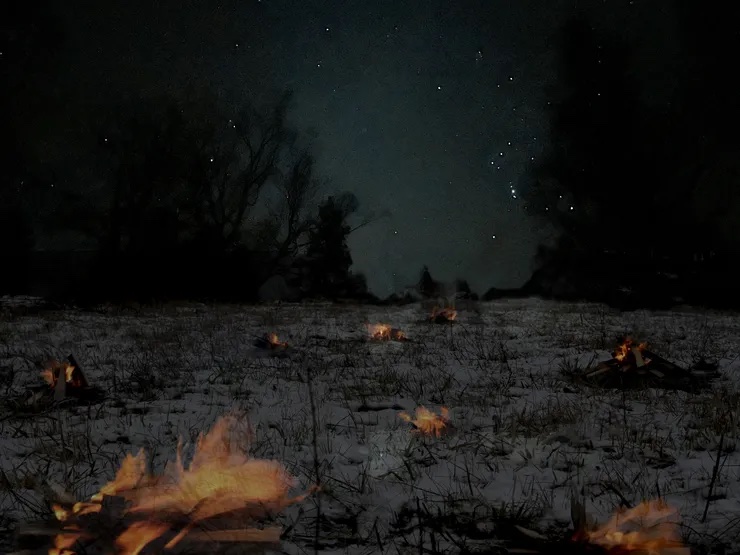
[613,338,648,362]
[399,406,450,437]
[267,333,288,348]
[430,307,457,323]
[583,499,688,555]
[367,323,407,341]
[49,414,311,554]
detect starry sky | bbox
[41,0,677,296]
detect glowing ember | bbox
[268,333,288,348]
[50,414,309,554]
[367,323,407,341]
[585,499,687,555]
[430,307,457,322]
[41,361,81,388]
[49,528,86,555]
[399,406,450,437]
[613,338,648,362]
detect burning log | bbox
[367,323,408,342]
[429,306,457,323]
[398,406,450,437]
[570,338,717,392]
[18,414,312,555]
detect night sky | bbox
[40,0,678,296]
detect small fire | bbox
[50,414,309,554]
[367,323,407,341]
[268,333,288,348]
[41,362,81,388]
[430,307,457,322]
[399,406,450,437]
[614,338,648,362]
[585,499,687,555]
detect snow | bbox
[1,297,740,553]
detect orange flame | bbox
[41,362,79,388]
[614,338,648,362]
[399,406,450,437]
[50,414,309,554]
[268,333,288,348]
[49,528,85,555]
[116,522,170,555]
[367,323,406,341]
[585,500,685,554]
[430,307,457,321]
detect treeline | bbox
[522,5,740,309]
[2,89,373,303]
[1,4,376,304]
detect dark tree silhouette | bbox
[303,196,356,298]
[53,89,310,301]
[525,8,740,308]
[263,150,319,259]
[523,15,678,304]
[417,265,438,298]
[455,278,474,299]
[667,2,740,256]
[528,17,649,252]
[0,1,63,293]
[97,91,296,258]
[660,1,740,306]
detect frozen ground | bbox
[1,297,740,554]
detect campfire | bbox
[367,323,408,342]
[571,337,716,392]
[429,306,457,323]
[582,499,688,555]
[253,332,288,351]
[613,337,649,364]
[399,406,450,437]
[34,414,311,554]
[41,360,87,390]
[21,355,104,408]
[508,499,690,555]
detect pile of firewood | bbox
[14,494,283,555]
[428,307,457,324]
[9,355,104,412]
[568,339,718,392]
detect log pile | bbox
[428,307,457,324]
[11,355,104,412]
[12,413,312,554]
[497,497,693,555]
[13,496,283,555]
[570,339,718,392]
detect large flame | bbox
[399,406,450,437]
[51,414,308,554]
[585,500,686,555]
[613,338,648,362]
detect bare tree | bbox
[93,90,298,254]
[271,151,319,257]
[199,91,296,244]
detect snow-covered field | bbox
[2,297,740,553]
